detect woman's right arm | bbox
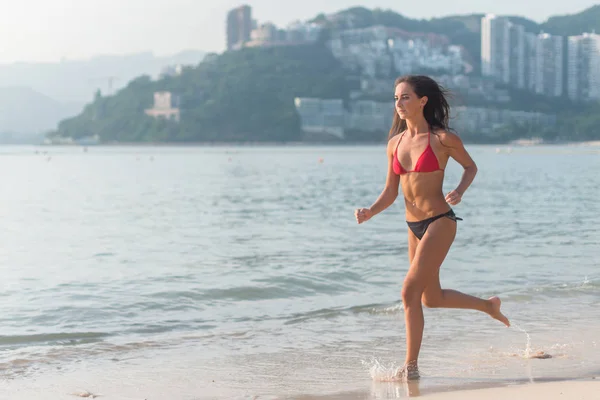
[368,137,401,216]
[355,138,401,224]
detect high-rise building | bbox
[524,33,538,92]
[481,14,526,88]
[568,33,600,101]
[508,24,526,89]
[481,14,507,82]
[226,5,252,51]
[534,33,564,97]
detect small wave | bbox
[125,323,216,335]
[0,332,109,346]
[283,301,402,325]
[93,252,115,257]
[503,277,599,302]
[180,330,254,342]
[284,307,346,325]
[172,285,310,302]
[251,274,356,297]
[0,338,168,379]
[350,302,403,315]
[536,278,600,292]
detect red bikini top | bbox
[392,131,443,175]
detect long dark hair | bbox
[388,75,452,140]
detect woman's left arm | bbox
[440,132,477,205]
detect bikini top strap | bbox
[395,131,406,153]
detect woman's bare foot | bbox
[488,296,510,327]
[395,361,420,381]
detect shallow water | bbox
[0,144,599,399]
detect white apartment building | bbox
[294,98,345,139]
[568,32,600,101]
[534,33,563,97]
[481,14,526,88]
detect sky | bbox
[1,0,598,64]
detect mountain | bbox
[49,6,600,144]
[50,44,350,143]
[0,87,82,135]
[542,5,600,35]
[0,50,205,104]
[0,50,205,135]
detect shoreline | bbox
[17,139,600,147]
[419,377,600,400]
[3,373,598,400]
[290,375,600,400]
[425,378,600,400]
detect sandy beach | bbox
[290,378,600,400]
[424,379,600,400]
[2,377,598,400]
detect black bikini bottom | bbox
[406,209,462,240]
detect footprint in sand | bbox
[510,350,553,359]
[70,390,101,398]
[529,351,553,359]
[527,351,553,359]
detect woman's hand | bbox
[445,190,462,205]
[354,208,373,224]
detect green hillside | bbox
[51,44,351,143]
[49,6,600,144]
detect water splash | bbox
[582,276,590,286]
[512,322,533,358]
[361,357,403,382]
[511,323,553,359]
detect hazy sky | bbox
[1,0,598,63]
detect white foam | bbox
[371,304,404,315]
[512,322,533,358]
[361,357,404,382]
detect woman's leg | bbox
[419,223,510,326]
[401,217,510,379]
[400,228,421,379]
[401,217,457,376]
